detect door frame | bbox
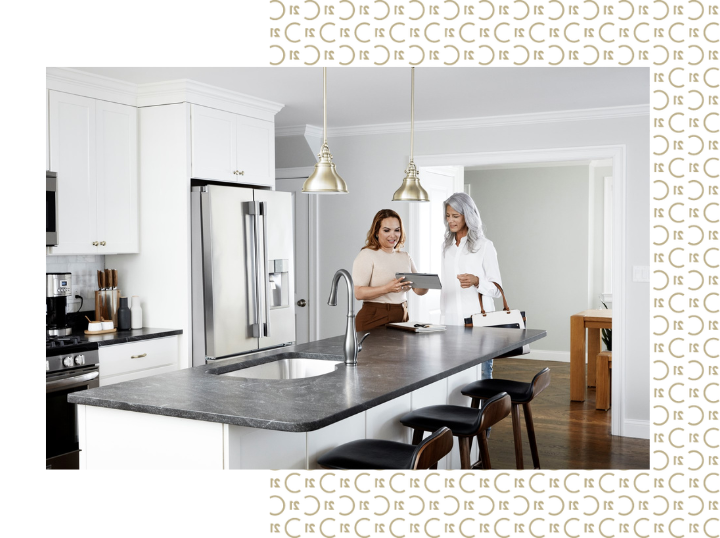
[414,145,628,438]
[276,166,320,342]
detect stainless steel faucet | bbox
[327,269,370,366]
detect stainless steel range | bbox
[46,336,99,469]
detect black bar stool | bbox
[398,392,511,469]
[461,367,551,469]
[317,427,453,470]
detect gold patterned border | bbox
[266,0,719,534]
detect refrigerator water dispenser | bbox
[269,259,290,308]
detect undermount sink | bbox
[211,352,343,380]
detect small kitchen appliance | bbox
[47,272,72,337]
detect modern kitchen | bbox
[45,67,651,471]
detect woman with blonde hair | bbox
[440,192,503,380]
[352,209,428,331]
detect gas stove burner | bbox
[46,336,81,349]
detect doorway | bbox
[412,145,627,437]
[276,170,318,345]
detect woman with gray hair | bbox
[440,192,503,380]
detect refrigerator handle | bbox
[246,201,262,338]
[260,201,271,337]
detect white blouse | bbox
[440,236,503,326]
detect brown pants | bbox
[356,302,408,331]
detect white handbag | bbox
[469,283,529,357]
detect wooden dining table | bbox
[570,309,612,402]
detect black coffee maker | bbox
[47,272,73,336]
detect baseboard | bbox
[621,419,650,440]
[501,349,570,362]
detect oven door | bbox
[46,365,99,469]
[46,172,58,246]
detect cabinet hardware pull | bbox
[100,241,106,246]
[92,241,99,246]
[131,353,147,359]
[238,171,245,175]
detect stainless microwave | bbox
[46,171,58,246]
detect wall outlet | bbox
[633,266,650,282]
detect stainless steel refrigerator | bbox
[191,185,295,366]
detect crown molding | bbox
[276,105,649,138]
[136,79,284,121]
[276,166,315,179]
[276,124,323,138]
[46,67,138,106]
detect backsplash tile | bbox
[46,255,105,312]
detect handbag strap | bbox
[477,282,511,316]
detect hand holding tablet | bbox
[395,273,442,290]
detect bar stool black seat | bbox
[461,367,550,469]
[399,392,511,469]
[317,427,453,470]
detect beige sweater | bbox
[352,248,418,304]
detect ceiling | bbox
[70,67,649,129]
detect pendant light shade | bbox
[392,67,429,202]
[302,68,348,194]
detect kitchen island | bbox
[70,326,545,469]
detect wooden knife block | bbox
[95,290,120,324]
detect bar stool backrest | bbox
[531,368,551,398]
[411,427,453,469]
[478,392,511,432]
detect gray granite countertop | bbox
[68,326,545,432]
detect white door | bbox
[276,177,311,344]
[236,115,274,187]
[408,168,459,324]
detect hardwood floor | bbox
[482,358,649,470]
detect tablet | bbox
[395,273,442,289]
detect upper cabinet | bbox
[191,104,274,187]
[49,90,138,255]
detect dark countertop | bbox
[68,326,545,432]
[80,327,183,347]
[46,327,183,357]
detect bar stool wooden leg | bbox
[477,431,491,469]
[511,403,524,470]
[458,437,471,469]
[412,429,424,445]
[522,402,540,469]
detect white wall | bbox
[464,166,589,354]
[277,113,650,427]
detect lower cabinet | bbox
[79,361,485,469]
[99,336,179,386]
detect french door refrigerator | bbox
[191,185,295,366]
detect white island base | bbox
[77,366,486,470]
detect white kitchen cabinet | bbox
[99,336,178,386]
[191,104,274,187]
[48,90,138,255]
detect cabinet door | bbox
[236,115,274,187]
[96,101,138,253]
[48,91,97,255]
[191,104,237,182]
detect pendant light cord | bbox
[410,67,414,161]
[323,67,327,145]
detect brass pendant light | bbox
[392,67,429,202]
[302,68,348,194]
